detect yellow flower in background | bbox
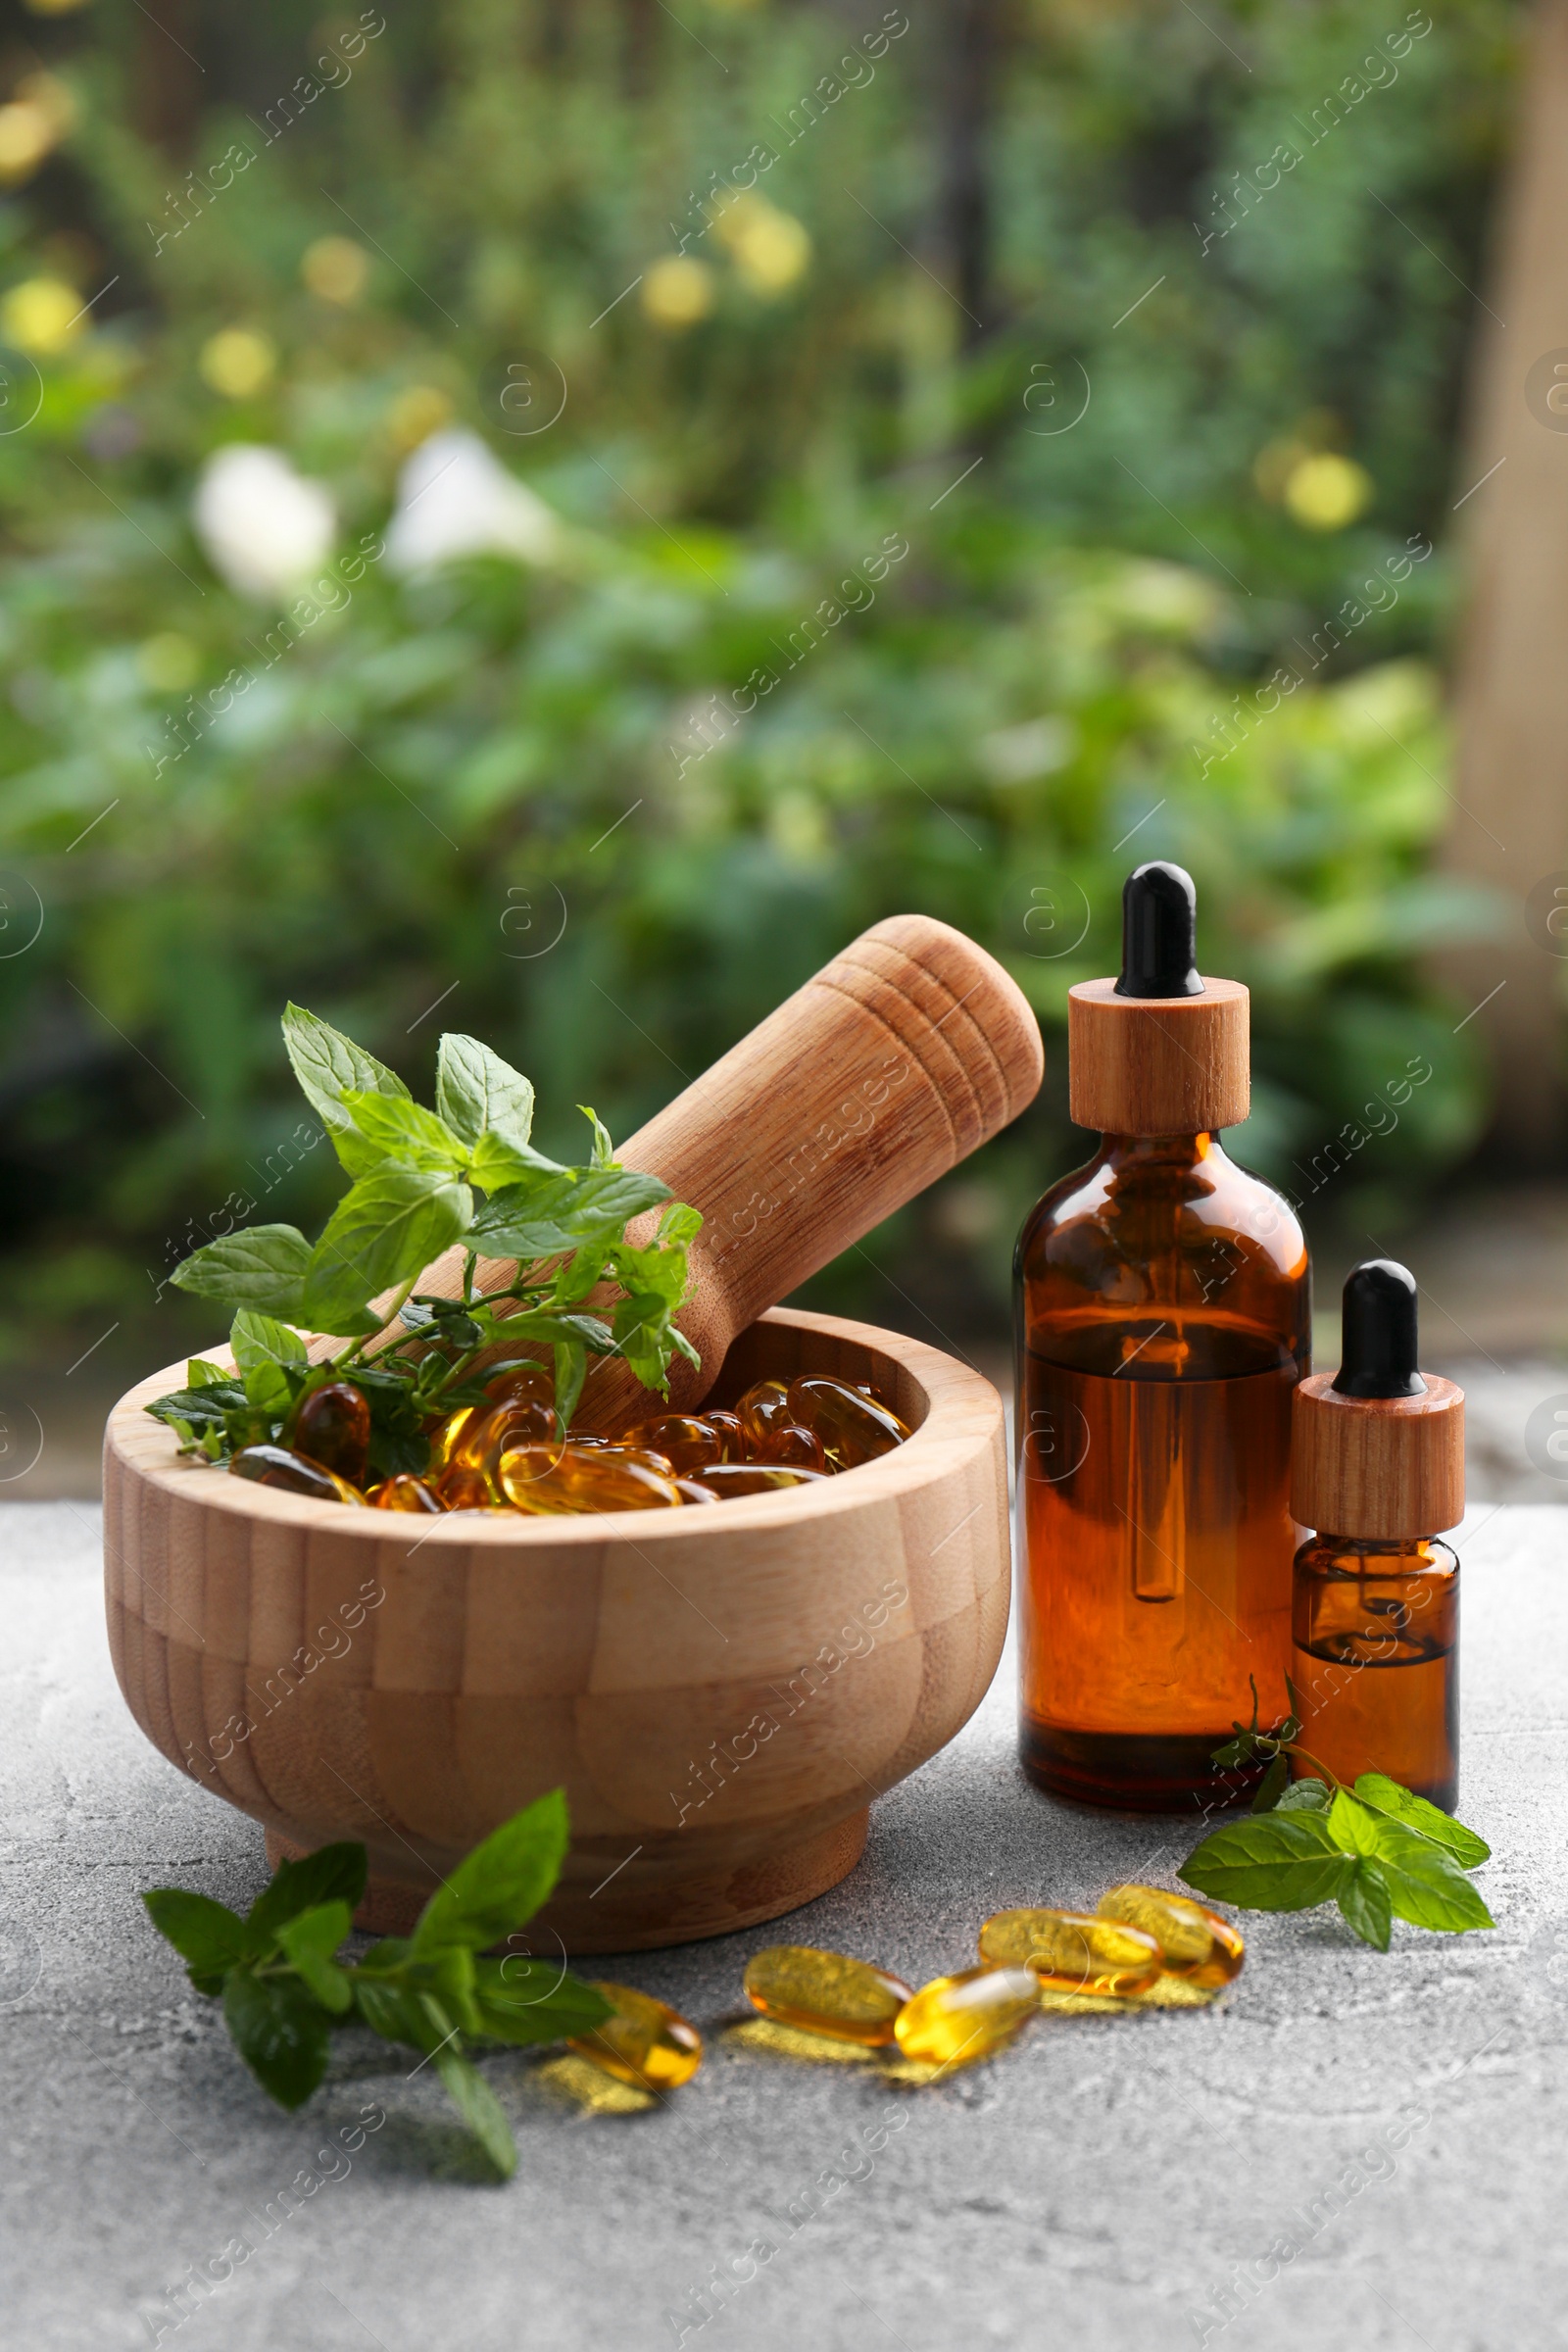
[137,633,200,693]
[0,93,59,185]
[385,383,454,453]
[199,327,277,399]
[642,255,716,330]
[1284,452,1373,531]
[1,276,82,354]
[301,235,369,305]
[24,0,91,14]
[712,192,810,296]
[18,73,75,135]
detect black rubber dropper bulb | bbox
[1332,1259,1427,1399]
[1113,860,1203,1000]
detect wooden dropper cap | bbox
[1068,862,1250,1134]
[1292,1261,1465,1537]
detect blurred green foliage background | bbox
[0,0,1519,1369]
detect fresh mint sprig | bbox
[145,1005,701,1473]
[1178,1678,1494,1951]
[142,1790,609,2179]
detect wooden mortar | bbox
[105,1310,1006,1949]
[103,916,1042,1947]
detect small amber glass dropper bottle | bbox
[1290,1260,1464,1809]
[1015,862,1310,1810]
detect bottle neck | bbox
[1097,1131,1221,1171]
[1306,1534,1451,1565]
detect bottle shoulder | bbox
[1016,1136,1309,1371]
[1294,1536,1459,1580]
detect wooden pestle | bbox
[403,915,1043,1419]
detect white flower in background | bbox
[193,444,336,601]
[384,428,563,572]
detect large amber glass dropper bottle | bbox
[1015,862,1310,1810]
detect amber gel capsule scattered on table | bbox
[977,1910,1163,1997]
[569,1983,702,2091]
[1096,1886,1245,1987]
[893,1967,1041,2068]
[744,1946,914,2047]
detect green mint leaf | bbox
[1326,1788,1386,1853]
[401,1295,485,1348]
[551,1241,613,1307]
[554,1338,588,1428]
[1336,1856,1394,1950]
[430,2037,517,2179]
[340,1089,470,1177]
[1179,1811,1353,1913]
[229,1311,308,1373]
[143,1889,257,1982]
[222,1968,332,2111]
[1276,1777,1332,1812]
[469,1128,564,1191]
[1352,1774,1492,1868]
[170,1224,311,1318]
[282,1003,410,1176]
[470,1957,612,2047]
[607,1290,677,1394]
[302,1167,473,1327]
[247,1841,368,1939]
[274,1901,355,2014]
[411,1789,569,1958]
[467,1167,671,1258]
[579,1103,616,1167]
[356,1376,430,1479]
[436,1034,537,1152]
[146,1381,248,1434]
[220,1402,282,1454]
[657,1201,703,1249]
[607,1233,694,1312]
[489,1309,612,1354]
[1250,1751,1290,1813]
[1343,1811,1495,1935]
[241,1357,294,1419]
[352,1978,436,2049]
[426,1945,482,2035]
[185,1357,227,1389]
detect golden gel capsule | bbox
[568,1982,702,2091]
[893,1966,1040,2068]
[743,1945,913,2047]
[1096,1885,1246,1987]
[977,1908,1163,1997]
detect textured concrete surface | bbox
[1,1498,1560,2352]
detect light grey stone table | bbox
[3,1499,1561,2352]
